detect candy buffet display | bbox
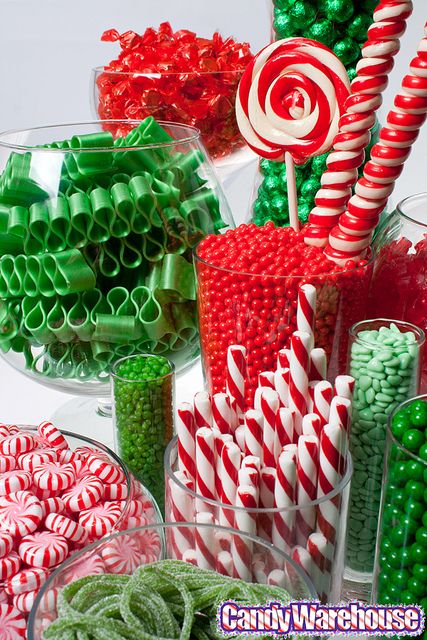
[112,354,174,511]
[369,194,427,392]
[166,286,353,603]
[373,397,427,610]
[0,118,232,393]
[93,23,254,161]
[346,320,424,577]
[0,422,160,635]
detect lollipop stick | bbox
[285,152,299,232]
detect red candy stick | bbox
[176,402,196,484]
[226,345,247,415]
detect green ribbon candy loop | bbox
[68,192,93,248]
[110,183,134,237]
[93,314,136,343]
[70,131,114,177]
[8,205,28,239]
[89,188,114,242]
[46,197,70,253]
[0,153,50,206]
[128,175,155,234]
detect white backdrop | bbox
[0,0,425,428]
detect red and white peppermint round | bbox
[17,449,56,473]
[79,501,122,537]
[19,531,68,568]
[226,345,247,414]
[86,455,125,484]
[45,513,88,544]
[12,589,40,614]
[0,533,14,559]
[126,499,145,518]
[260,388,280,467]
[33,461,75,493]
[0,552,21,581]
[236,38,350,163]
[38,421,68,450]
[65,555,104,583]
[0,433,36,456]
[0,491,43,537]
[0,455,16,473]
[0,589,7,603]
[5,567,50,596]
[176,402,196,483]
[40,497,65,519]
[244,409,264,460]
[0,471,31,496]
[61,474,104,512]
[101,535,141,574]
[193,391,212,429]
[0,424,10,437]
[56,449,81,465]
[0,604,26,639]
[103,482,128,501]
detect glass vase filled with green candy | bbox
[252,0,380,228]
[0,118,233,421]
[372,395,427,626]
[28,522,318,640]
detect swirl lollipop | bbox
[236,38,350,230]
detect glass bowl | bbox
[28,522,318,639]
[0,119,233,399]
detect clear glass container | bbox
[112,354,175,513]
[344,319,424,601]
[194,249,374,409]
[369,194,427,393]
[28,522,318,640]
[0,120,233,408]
[373,394,427,617]
[165,437,353,604]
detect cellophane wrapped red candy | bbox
[96,23,253,158]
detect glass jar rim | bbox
[387,393,427,466]
[93,65,247,77]
[0,120,201,153]
[28,521,318,635]
[111,353,175,383]
[396,193,427,230]
[165,436,352,512]
[349,318,426,350]
[193,244,375,280]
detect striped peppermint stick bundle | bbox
[258,466,276,541]
[272,450,297,553]
[317,423,347,544]
[219,442,241,527]
[212,393,233,435]
[275,408,295,450]
[309,348,327,382]
[296,435,319,546]
[260,388,280,467]
[313,380,334,427]
[334,375,355,401]
[244,409,264,460]
[297,284,317,338]
[274,368,290,407]
[176,402,196,483]
[193,391,212,429]
[329,396,352,431]
[289,331,312,436]
[233,484,258,580]
[195,511,216,571]
[195,428,216,509]
[226,345,247,415]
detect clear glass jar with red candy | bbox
[369,194,427,392]
[195,223,374,409]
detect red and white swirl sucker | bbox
[176,402,196,483]
[236,38,350,163]
[325,24,427,263]
[306,0,413,245]
[226,345,246,415]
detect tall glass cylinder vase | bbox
[373,395,427,620]
[344,319,424,601]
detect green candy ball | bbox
[320,0,354,23]
[298,202,311,224]
[307,19,335,47]
[274,14,296,39]
[289,1,316,28]
[347,13,375,41]
[311,153,328,176]
[402,429,424,452]
[334,38,360,66]
[413,563,427,583]
[411,400,427,427]
[410,543,427,565]
[391,413,411,441]
[301,178,320,202]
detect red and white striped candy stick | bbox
[329,396,352,432]
[226,345,247,415]
[292,545,314,577]
[168,470,194,560]
[195,511,216,571]
[233,484,258,581]
[176,402,196,483]
[234,425,245,451]
[275,408,295,449]
[258,371,275,389]
[242,455,261,471]
[274,368,290,407]
[220,442,241,527]
[313,380,334,428]
[212,393,233,435]
[307,532,333,603]
[307,381,316,413]
[195,428,216,508]
[309,349,327,382]
[258,467,276,541]
[260,388,280,467]
[305,0,413,246]
[217,550,234,577]
[297,284,316,338]
[254,386,272,411]
[296,435,319,546]
[182,549,197,566]
[214,432,233,499]
[302,414,322,438]
[272,451,297,553]
[238,461,259,490]
[334,375,355,402]
[193,391,212,429]
[289,331,312,436]
[277,348,291,370]
[317,423,347,543]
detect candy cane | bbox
[168,470,194,559]
[258,371,275,389]
[220,442,241,527]
[260,388,280,467]
[233,484,257,581]
[289,331,312,436]
[226,345,247,415]
[305,0,414,246]
[176,402,196,483]
[277,348,291,369]
[258,467,276,541]
[244,410,264,460]
[195,512,216,570]
[317,424,347,545]
[302,414,322,438]
[297,284,316,339]
[274,368,290,407]
[328,396,352,432]
[275,408,295,449]
[193,391,212,429]
[272,450,297,553]
[309,349,327,382]
[312,380,334,428]
[296,435,319,546]
[212,393,233,435]
[333,375,355,402]
[195,428,216,508]
[307,532,333,603]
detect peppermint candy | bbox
[38,421,68,450]
[45,513,88,544]
[61,475,104,512]
[79,501,122,537]
[0,491,43,537]
[19,531,69,568]
[0,433,36,456]
[0,533,14,559]
[5,567,50,596]
[40,497,65,519]
[0,471,32,495]
[0,552,21,581]
[0,455,16,473]
[236,38,350,163]
[103,482,128,501]
[101,535,141,574]
[17,449,56,473]
[64,555,104,583]
[0,604,26,639]
[32,462,76,492]
[86,455,126,483]
[12,589,39,613]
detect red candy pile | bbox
[0,422,156,631]
[196,222,373,407]
[96,22,253,158]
